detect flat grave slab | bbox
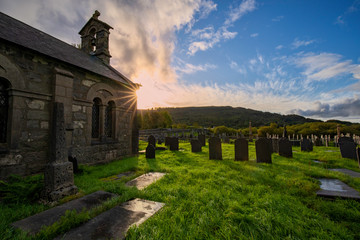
[101,171,135,182]
[55,198,164,240]
[316,179,360,200]
[312,160,323,164]
[138,150,146,153]
[330,169,360,178]
[12,191,117,235]
[125,172,166,190]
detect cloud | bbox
[335,0,360,25]
[272,15,284,22]
[188,0,257,55]
[291,97,360,118]
[250,33,259,38]
[174,60,217,75]
[292,38,315,49]
[294,52,360,81]
[275,45,284,50]
[230,61,247,74]
[225,0,256,25]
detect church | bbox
[0,11,139,179]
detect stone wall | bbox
[0,41,137,178]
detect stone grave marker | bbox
[339,141,357,160]
[301,139,313,152]
[223,136,230,144]
[43,102,78,202]
[191,139,202,152]
[255,138,272,163]
[169,137,179,151]
[316,179,360,200]
[165,136,171,146]
[209,137,222,160]
[148,135,156,148]
[198,134,206,146]
[357,147,360,168]
[146,144,155,159]
[272,138,279,153]
[279,138,293,158]
[235,138,248,161]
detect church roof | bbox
[0,12,136,88]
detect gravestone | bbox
[68,156,80,174]
[165,136,171,146]
[146,144,155,159]
[157,139,163,145]
[255,138,272,163]
[148,135,156,148]
[272,138,279,153]
[357,147,360,168]
[339,141,357,160]
[198,134,206,146]
[43,102,78,201]
[191,139,202,152]
[169,137,179,151]
[314,138,322,146]
[209,137,222,160]
[278,138,293,158]
[235,138,248,161]
[338,136,354,144]
[301,139,313,152]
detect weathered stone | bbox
[191,139,202,152]
[316,179,360,200]
[235,138,248,161]
[148,135,156,148]
[255,138,272,163]
[198,134,206,146]
[272,138,279,153]
[209,137,222,160]
[278,138,293,158]
[12,191,116,235]
[43,102,77,201]
[55,198,164,240]
[314,138,323,146]
[301,139,313,152]
[330,169,360,178]
[169,137,179,151]
[145,144,155,159]
[357,147,360,168]
[125,172,166,190]
[339,141,357,160]
[223,136,230,144]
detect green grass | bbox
[1,140,360,239]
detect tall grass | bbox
[1,140,360,239]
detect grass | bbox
[1,140,360,239]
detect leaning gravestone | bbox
[209,137,222,160]
[255,138,272,163]
[191,139,202,152]
[339,141,357,160]
[301,139,313,152]
[272,138,279,153]
[146,144,155,159]
[279,138,293,158]
[198,134,206,146]
[235,138,248,161]
[169,137,179,151]
[148,135,156,148]
[43,102,78,201]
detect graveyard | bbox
[1,138,360,239]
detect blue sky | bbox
[1,0,360,122]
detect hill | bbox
[139,106,324,128]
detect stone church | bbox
[0,11,139,179]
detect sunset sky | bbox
[1,0,360,122]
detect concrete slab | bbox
[12,191,117,235]
[316,179,360,200]
[125,172,166,190]
[55,198,164,240]
[330,168,360,178]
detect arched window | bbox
[91,98,101,138]
[0,78,9,143]
[105,101,115,138]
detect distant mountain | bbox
[139,106,322,129]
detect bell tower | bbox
[79,10,113,64]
